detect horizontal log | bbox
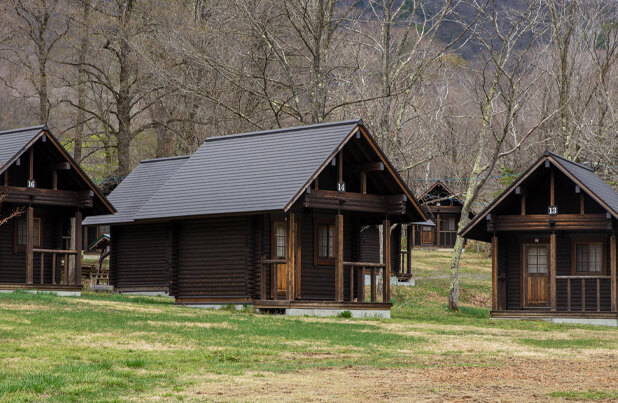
[1,186,93,208]
[305,190,406,214]
[491,214,609,231]
[556,275,611,280]
[33,248,78,254]
[355,162,384,172]
[343,261,386,268]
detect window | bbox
[14,216,41,251]
[575,243,603,273]
[273,221,286,259]
[527,245,548,274]
[442,217,456,232]
[314,218,336,265]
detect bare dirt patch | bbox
[171,358,617,402]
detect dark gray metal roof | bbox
[135,120,361,220]
[83,155,189,225]
[547,151,618,218]
[0,125,45,170]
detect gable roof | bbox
[0,125,115,215]
[419,181,463,205]
[460,150,618,239]
[83,155,189,225]
[90,120,426,223]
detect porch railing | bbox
[33,248,78,286]
[555,275,612,312]
[398,251,412,280]
[260,257,287,300]
[343,262,386,303]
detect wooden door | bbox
[523,244,549,307]
[273,221,287,296]
[421,226,434,245]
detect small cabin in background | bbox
[462,151,618,326]
[0,126,114,294]
[84,120,428,317]
[414,181,473,248]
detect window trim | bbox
[571,237,606,275]
[314,217,336,266]
[271,220,287,260]
[14,216,42,253]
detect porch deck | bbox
[0,283,82,295]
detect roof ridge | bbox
[140,155,191,164]
[544,150,594,172]
[203,119,362,143]
[0,125,45,136]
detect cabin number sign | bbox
[27,179,36,189]
[548,205,558,215]
[337,181,346,193]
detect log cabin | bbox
[0,125,115,295]
[461,151,618,326]
[414,181,473,248]
[84,120,428,317]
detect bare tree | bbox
[0,0,67,123]
[447,0,558,311]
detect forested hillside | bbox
[0,0,616,205]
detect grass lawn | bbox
[1,249,617,402]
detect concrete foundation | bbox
[493,317,618,327]
[391,277,415,287]
[117,290,171,297]
[0,289,81,297]
[184,303,246,310]
[283,308,390,318]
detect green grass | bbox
[0,249,615,401]
[547,390,618,400]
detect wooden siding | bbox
[176,216,249,298]
[0,207,62,284]
[110,223,169,290]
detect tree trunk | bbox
[74,0,90,163]
[116,0,134,177]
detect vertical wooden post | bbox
[26,206,34,284]
[29,147,34,182]
[39,253,44,284]
[549,233,557,312]
[52,171,58,190]
[610,234,616,313]
[338,151,343,183]
[521,194,526,215]
[360,171,366,194]
[349,266,354,302]
[491,235,498,311]
[286,213,295,301]
[370,268,376,302]
[359,266,365,302]
[52,253,56,285]
[436,214,441,246]
[550,169,555,206]
[74,210,83,286]
[579,194,584,215]
[383,218,391,303]
[335,212,344,302]
[406,225,413,276]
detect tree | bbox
[0,0,67,124]
[447,0,559,311]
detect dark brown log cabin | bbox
[84,120,428,317]
[0,126,114,294]
[461,151,618,326]
[414,181,474,248]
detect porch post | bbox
[406,224,412,276]
[26,205,34,284]
[74,210,83,286]
[491,235,498,311]
[286,213,295,301]
[550,233,557,311]
[335,212,344,302]
[436,214,441,247]
[610,234,616,313]
[383,218,391,303]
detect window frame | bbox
[14,216,42,253]
[571,237,606,275]
[271,220,287,260]
[314,217,336,266]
